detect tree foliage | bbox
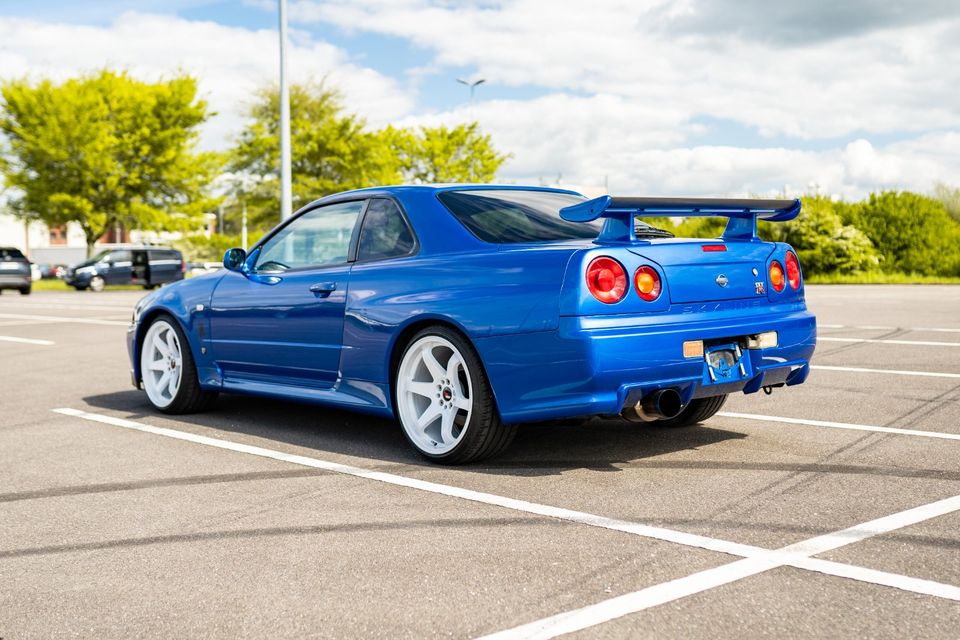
[933,182,960,223]
[845,191,960,276]
[0,70,216,255]
[228,82,508,230]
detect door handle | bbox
[309,282,337,296]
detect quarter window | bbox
[357,199,416,261]
[256,200,364,271]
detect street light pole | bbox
[278,0,293,221]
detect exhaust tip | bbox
[622,388,684,422]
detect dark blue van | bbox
[65,246,185,291]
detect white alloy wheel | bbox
[89,275,105,292]
[140,319,184,409]
[397,335,474,455]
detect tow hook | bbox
[763,385,774,395]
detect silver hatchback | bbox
[0,247,32,295]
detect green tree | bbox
[847,191,960,276]
[390,123,508,183]
[229,82,508,230]
[933,182,960,223]
[762,195,879,275]
[0,70,216,256]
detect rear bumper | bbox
[0,274,31,289]
[475,300,816,423]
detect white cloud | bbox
[0,12,415,149]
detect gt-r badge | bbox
[716,274,728,287]
[755,281,765,295]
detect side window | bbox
[256,200,364,271]
[109,250,131,264]
[357,199,416,262]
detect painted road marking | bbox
[0,335,55,346]
[481,494,960,639]
[0,312,128,327]
[53,407,960,611]
[819,337,960,347]
[811,364,960,380]
[717,412,960,441]
[819,323,960,334]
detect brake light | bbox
[702,244,727,252]
[180,261,186,274]
[586,257,627,304]
[634,266,661,301]
[785,251,801,289]
[769,261,785,292]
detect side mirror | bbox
[223,248,247,272]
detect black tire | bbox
[19,286,31,295]
[140,313,218,414]
[653,394,728,428]
[394,325,516,464]
[143,284,157,290]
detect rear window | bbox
[437,190,601,243]
[0,248,26,260]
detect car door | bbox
[103,250,132,284]
[208,200,365,388]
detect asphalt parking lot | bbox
[1,285,958,638]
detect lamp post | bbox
[456,77,486,105]
[278,0,293,221]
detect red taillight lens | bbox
[634,265,661,301]
[586,257,627,304]
[769,261,785,292]
[785,251,801,289]
[702,244,727,252]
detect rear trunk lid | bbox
[629,240,773,303]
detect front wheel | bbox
[139,315,217,414]
[395,326,515,464]
[89,275,105,292]
[653,394,728,428]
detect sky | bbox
[1,0,958,199]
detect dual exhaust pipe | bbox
[622,388,684,423]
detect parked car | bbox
[0,247,32,295]
[37,263,67,279]
[65,246,185,291]
[126,186,817,463]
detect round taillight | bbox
[769,260,785,292]
[785,251,801,289]
[586,257,627,304]
[634,265,661,301]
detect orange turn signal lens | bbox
[634,265,661,301]
[769,261,785,292]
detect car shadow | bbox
[81,390,747,476]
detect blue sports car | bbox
[127,185,816,463]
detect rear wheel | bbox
[139,315,217,414]
[19,286,31,295]
[395,326,515,464]
[653,394,728,428]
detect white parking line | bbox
[482,494,960,639]
[0,335,55,346]
[0,312,128,327]
[53,407,960,613]
[811,365,960,380]
[819,337,960,347]
[717,412,960,441]
[819,323,960,334]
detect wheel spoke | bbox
[153,334,170,357]
[445,353,462,386]
[421,347,445,382]
[147,358,166,371]
[440,408,456,443]
[156,371,171,397]
[166,331,178,358]
[454,396,471,411]
[167,371,179,396]
[407,381,436,398]
[416,402,442,431]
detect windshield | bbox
[437,189,602,243]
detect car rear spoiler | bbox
[559,196,801,243]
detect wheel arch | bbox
[133,308,196,383]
